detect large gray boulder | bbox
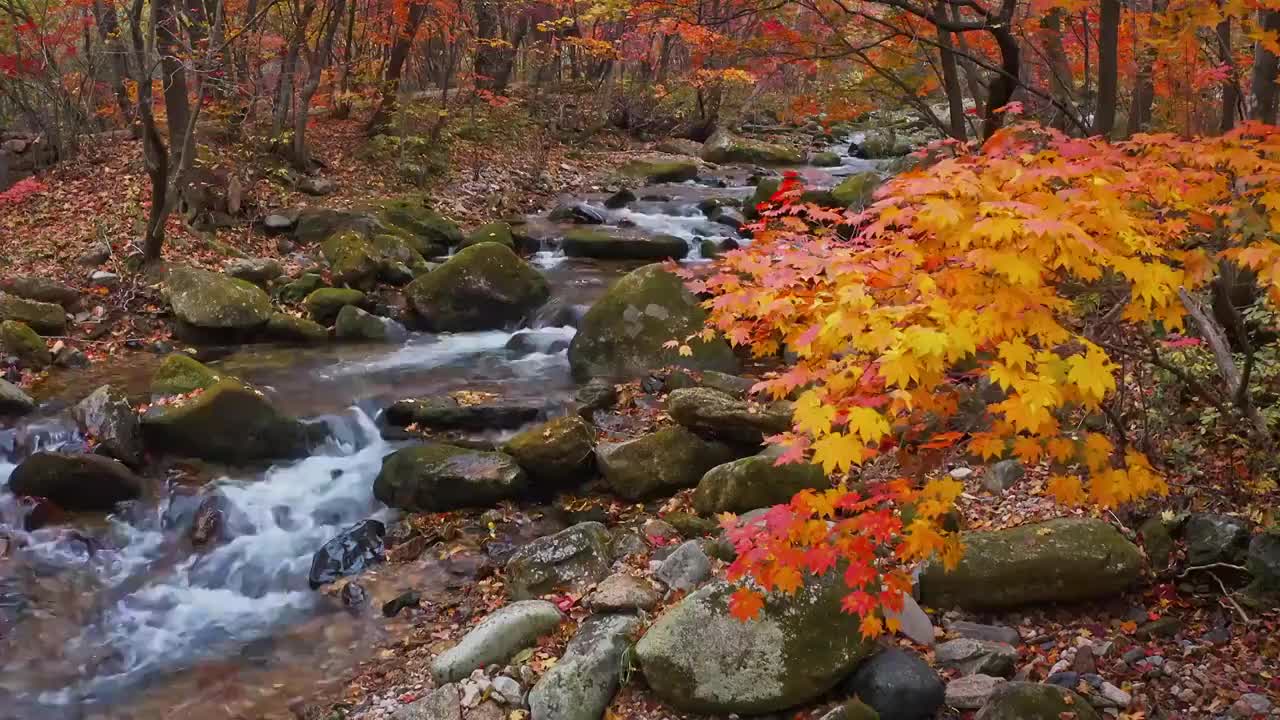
[596,427,736,500]
[0,378,35,415]
[501,415,596,489]
[430,600,563,683]
[73,385,143,467]
[700,130,804,165]
[568,264,737,381]
[374,443,528,512]
[918,518,1143,610]
[334,305,406,343]
[841,648,945,720]
[695,449,828,514]
[505,522,613,600]
[635,572,876,715]
[0,276,79,308]
[8,451,143,510]
[975,682,1100,720]
[165,265,272,331]
[561,228,689,261]
[405,243,549,332]
[528,613,642,720]
[0,292,66,335]
[141,378,315,463]
[1185,513,1251,566]
[667,387,792,445]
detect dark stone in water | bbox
[308,519,386,589]
[548,202,606,224]
[190,495,224,547]
[341,581,368,609]
[385,396,543,430]
[604,189,636,209]
[20,496,65,531]
[382,590,421,617]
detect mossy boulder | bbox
[372,196,463,249]
[334,305,406,343]
[277,273,326,304]
[695,449,828,515]
[142,378,316,463]
[0,276,80,308]
[321,231,380,289]
[502,415,596,489]
[621,159,699,183]
[918,518,1144,610]
[505,521,613,600]
[810,151,842,167]
[0,292,67,335]
[461,221,516,250]
[8,451,143,510]
[373,443,528,512]
[744,177,780,220]
[635,571,876,714]
[264,312,329,343]
[151,354,222,396]
[404,242,549,332]
[368,233,433,278]
[304,288,365,324]
[568,264,737,381]
[975,682,1099,720]
[597,426,736,500]
[667,387,792,445]
[561,228,689,261]
[292,207,362,244]
[1,320,51,368]
[165,265,272,331]
[0,378,35,415]
[700,130,804,166]
[830,172,882,210]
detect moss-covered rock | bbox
[810,151,842,167]
[667,387,792,445]
[0,276,79,308]
[0,291,67,335]
[142,378,315,463]
[830,172,882,210]
[321,231,380,289]
[165,265,273,331]
[461,221,515,250]
[700,130,804,166]
[368,232,433,277]
[918,518,1144,610]
[373,443,528,512]
[974,682,1100,720]
[0,378,35,415]
[152,354,222,396]
[744,177,781,220]
[8,451,143,510]
[662,511,720,537]
[277,273,326,304]
[506,521,613,600]
[264,312,329,343]
[334,305,406,343]
[856,129,914,159]
[561,228,689,261]
[568,264,737,381]
[597,426,736,500]
[224,258,283,286]
[292,207,362,244]
[635,571,876,714]
[372,196,463,248]
[303,288,365,324]
[621,159,699,183]
[1,320,51,368]
[404,242,549,332]
[695,449,828,514]
[502,415,596,489]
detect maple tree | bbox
[692,121,1280,626]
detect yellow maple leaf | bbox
[811,431,865,473]
[879,348,922,388]
[846,406,891,445]
[1047,474,1085,505]
[1067,347,1117,404]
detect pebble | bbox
[1099,681,1131,708]
[944,674,1006,710]
[1122,647,1146,664]
[490,676,524,706]
[1232,693,1272,717]
[948,467,974,479]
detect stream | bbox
[0,140,880,719]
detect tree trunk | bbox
[1041,7,1075,131]
[273,0,317,138]
[1251,10,1280,123]
[1094,0,1120,136]
[935,1,965,140]
[332,0,357,118]
[90,0,136,128]
[1218,6,1238,133]
[155,0,191,152]
[293,0,346,169]
[366,2,427,135]
[981,24,1021,139]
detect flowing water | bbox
[0,140,878,719]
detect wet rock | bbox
[461,221,515,250]
[394,682,462,720]
[918,518,1144,610]
[382,590,422,617]
[372,196,463,249]
[151,353,222,396]
[264,312,329,344]
[561,227,689,261]
[73,385,143,467]
[667,387,792,445]
[0,276,79,308]
[386,396,542,431]
[529,613,642,720]
[570,264,737,381]
[655,539,711,591]
[842,648,944,720]
[304,287,365,324]
[1246,529,1280,603]
[334,305,407,343]
[1134,616,1181,639]
[430,600,564,683]
[548,202,607,224]
[810,151,841,167]
[0,292,66,335]
[982,459,1024,494]
[635,571,876,715]
[278,273,326,304]
[945,675,1007,710]
[406,243,549,332]
[341,581,368,608]
[1,320,51,368]
[694,448,826,514]
[502,415,595,489]
[830,172,881,210]
[621,159,699,183]
[975,682,1099,720]
[142,378,316,463]
[298,175,336,195]
[321,231,380,289]
[54,344,89,369]
[586,573,660,612]
[505,521,613,600]
[8,451,143,511]
[707,205,746,230]
[1185,513,1251,566]
[224,258,283,286]
[0,378,35,415]
[574,379,617,418]
[935,638,1018,677]
[603,188,636,209]
[700,130,804,165]
[165,265,272,332]
[189,495,224,547]
[308,519,385,589]
[597,426,736,500]
[505,330,570,355]
[374,443,528,512]
[948,621,1020,646]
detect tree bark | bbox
[1251,10,1280,123]
[935,1,965,140]
[293,0,346,169]
[332,0,357,118]
[155,0,191,152]
[1218,6,1238,133]
[273,0,317,138]
[1094,0,1120,136]
[366,2,427,135]
[1041,7,1075,131]
[90,0,136,128]
[981,24,1021,139]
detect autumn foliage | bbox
[693,122,1280,626]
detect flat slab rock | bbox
[385,396,543,430]
[430,600,564,684]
